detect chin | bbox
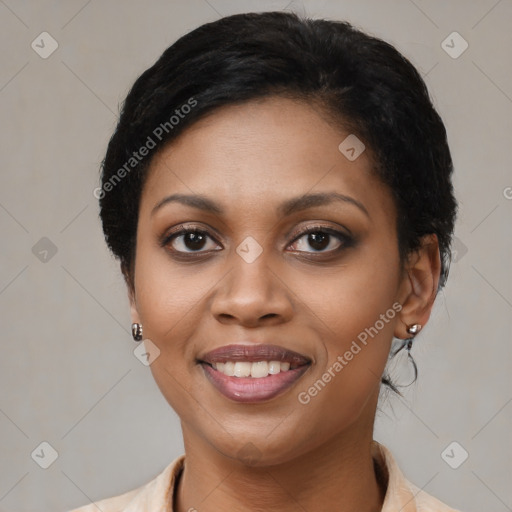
[200,422,317,468]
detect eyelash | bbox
[161,224,354,260]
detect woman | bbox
[71,11,460,512]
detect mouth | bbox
[198,344,311,403]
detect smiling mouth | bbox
[207,359,303,377]
[198,344,311,403]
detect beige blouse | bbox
[69,441,461,511]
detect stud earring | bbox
[390,322,421,384]
[131,323,143,342]
[405,323,422,351]
[406,323,422,336]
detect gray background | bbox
[0,1,511,511]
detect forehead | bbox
[141,96,395,225]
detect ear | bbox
[128,286,141,325]
[394,234,441,340]
[125,276,141,325]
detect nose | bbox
[210,245,294,327]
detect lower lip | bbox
[201,363,310,403]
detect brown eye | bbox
[289,226,352,254]
[164,228,221,254]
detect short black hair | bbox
[98,11,458,392]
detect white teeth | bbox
[251,361,269,378]
[211,360,295,378]
[234,361,252,377]
[268,361,281,374]
[223,362,235,376]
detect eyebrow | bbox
[151,191,369,218]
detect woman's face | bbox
[130,96,414,464]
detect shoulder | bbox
[68,486,142,512]
[67,455,185,512]
[407,480,462,512]
[373,441,463,512]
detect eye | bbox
[162,226,221,254]
[161,223,353,259]
[288,225,352,254]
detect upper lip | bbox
[199,344,311,365]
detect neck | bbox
[174,414,386,512]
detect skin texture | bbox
[128,96,441,512]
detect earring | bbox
[131,323,143,342]
[405,323,422,351]
[406,324,422,336]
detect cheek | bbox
[296,301,396,438]
[300,238,400,352]
[131,241,208,404]
[133,239,208,346]
[295,244,400,418]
